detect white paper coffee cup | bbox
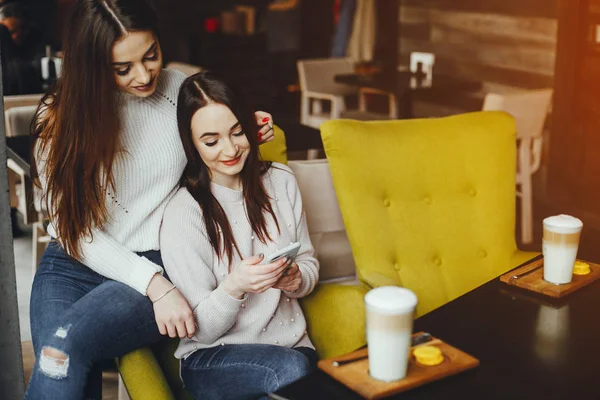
[543,214,583,284]
[364,286,417,382]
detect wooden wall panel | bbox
[399,2,558,116]
[402,0,558,19]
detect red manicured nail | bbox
[257,133,263,138]
[262,117,270,123]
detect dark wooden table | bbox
[334,71,482,118]
[335,71,481,95]
[274,255,600,399]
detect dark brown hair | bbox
[31,0,159,260]
[177,71,280,267]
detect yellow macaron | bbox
[573,261,591,276]
[413,346,444,366]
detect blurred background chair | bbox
[4,95,42,222]
[297,58,356,130]
[5,104,38,137]
[482,89,553,244]
[4,94,43,113]
[4,102,49,276]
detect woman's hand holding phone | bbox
[222,254,289,299]
[273,262,302,292]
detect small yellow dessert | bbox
[413,346,444,366]
[573,261,591,276]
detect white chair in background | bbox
[297,58,356,130]
[5,99,42,236]
[4,94,43,137]
[483,89,553,244]
[4,93,43,110]
[165,61,203,77]
[4,104,50,275]
[5,105,38,137]
[288,159,357,283]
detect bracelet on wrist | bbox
[152,285,176,303]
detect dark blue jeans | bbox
[181,344,318,400]
[25,241,164,400]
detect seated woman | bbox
[160,71,320,400]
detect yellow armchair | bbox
[117,125,288,399]
[320,112,536,317]
[299,112,537,362]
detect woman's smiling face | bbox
[111,30,162,97]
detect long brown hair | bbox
[31,0,159,260]
[177,71,280,267]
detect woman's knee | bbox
[266,349,312,391]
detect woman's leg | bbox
[27,241,105,400]
[26,247,165,400]
[293,346,319,370]
[181,344,316,400]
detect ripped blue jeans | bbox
[25,241,165,400]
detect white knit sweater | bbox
[159,164,319,359]
[40,69,187,295]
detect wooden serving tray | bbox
[318,334,479,399]
[500,257,600,298]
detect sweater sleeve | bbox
[280,167,319,298]
[78,231,164,294]
[35,139,163,295]
[160,190,245,345]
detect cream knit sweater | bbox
[40,69,187,294]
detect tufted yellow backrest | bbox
[321,112,525,316]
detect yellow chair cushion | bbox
[321,112,537,316]
[300,283,368,360]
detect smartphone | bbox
[262,242,301,265]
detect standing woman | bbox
[26,1,274,399]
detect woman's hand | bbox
[273,262,302,293]
[255,111,275,143]
[222,254,289,299]
[147,274,196,338]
